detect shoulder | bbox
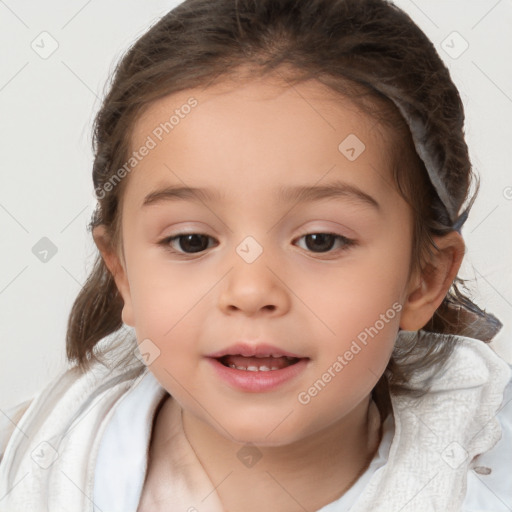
[463,362,512,511]
[0,363,89,469]
[0,398,33,463]
[0,351,148,508]
[0,347,146,471]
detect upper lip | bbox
[206,342,305,359]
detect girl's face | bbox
[113,76,419,445]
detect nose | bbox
[217,251,291,317]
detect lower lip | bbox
[206,357,309,392]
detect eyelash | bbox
[158,232,357,258]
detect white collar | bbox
[349,333,511,511]
[93,333,510,511]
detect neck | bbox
[180,396,382,512]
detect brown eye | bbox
[294,233,354,253]
[163,234,216,254]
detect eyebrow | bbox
[142,180,380,211]
[277,180,380,211]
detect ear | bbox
[92,225,135,327]
[400,231,465,331]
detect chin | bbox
[214,414,309,447]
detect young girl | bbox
[1,0,510,510]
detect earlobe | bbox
[92,225,135,327]
[399,231,465,331]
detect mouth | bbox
[205,342,309,391]
[216,354,302,371]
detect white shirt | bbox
[93,370,395,511]
[1,333,511,511]
[91,363,512,511]
[93,336,512,511]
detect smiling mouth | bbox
[217,355,301,371]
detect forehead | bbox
[131,75,384,146]
[124,76,397,210]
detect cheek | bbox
[128,276,208,404]
[293,304,398,438]
[124,254,217,379]
[302,248,409,342]
[292,247,407,413]
[124,245,207,335]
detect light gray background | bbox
[1,0,511,411]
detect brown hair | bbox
[66,0,502,415]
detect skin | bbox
[94,74,465,511]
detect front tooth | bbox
[229,364,279,371]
